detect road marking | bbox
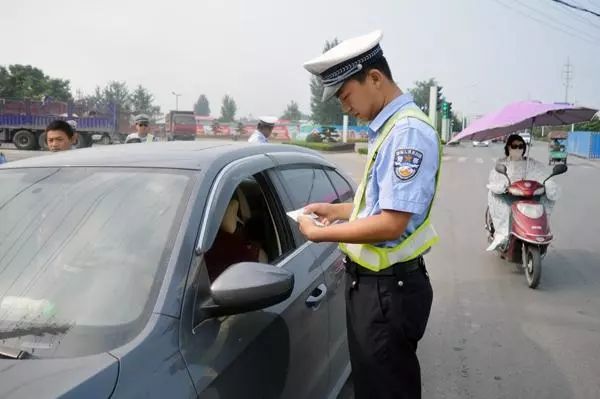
[475,158,484,164]
[458,157,467,163]
[442,155,453,162]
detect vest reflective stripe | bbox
[339,107,442,272]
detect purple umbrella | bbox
[449,101,598,143]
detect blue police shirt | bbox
[357,93,439,247]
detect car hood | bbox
[0,352,118,399]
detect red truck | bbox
[165,111,196,141]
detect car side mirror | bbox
[551,164,567,176]
[495,163,508,175]
[199,262,294,320]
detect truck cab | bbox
[165,111,196,141]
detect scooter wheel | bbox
[524,246,542,289]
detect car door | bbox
[179,156,331,399]
[273,165,355,396]
[320,168,355,393]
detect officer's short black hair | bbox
[45,120,74,138]
[346,56,394,83]
[257,121,274,132]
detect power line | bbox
[569,0,600,28]
[548,0,600,18]
[511,0,600,41]
[548,0,600,32]
[491,0,600,45]
[572,0,600,10]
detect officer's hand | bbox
[298,215,320,242]
[303,203,335,226]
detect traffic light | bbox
[436,86,443,111]
[441,101,448,117]
[447,102,453,117]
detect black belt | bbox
[344,256,423,277]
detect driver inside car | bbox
[204,195,268,281]
[486,134,560,251]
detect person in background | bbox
[248,116,277,144]
[126,114,157,143]
[487,134,559,251]
[46,120,77,152]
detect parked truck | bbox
[0,98,131,150]
[165,110,196,141]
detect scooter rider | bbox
[487,134,560,251]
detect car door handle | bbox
[305,284,327,308]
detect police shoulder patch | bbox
[393,149,423,181]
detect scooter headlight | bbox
[517,203,544,219]
[508,187,525,196]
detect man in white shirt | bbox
[126,114,157,143]
[248,116,277,144]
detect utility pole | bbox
[562,58,573,104]
[429,86,438,129]
[172,91,182,111]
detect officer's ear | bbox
[71,133,78,145]
[367,69,385,89]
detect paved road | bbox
[0,146,47,162]
[327,142,600,399]
[4,141,600,399]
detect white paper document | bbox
[286,208,325,227]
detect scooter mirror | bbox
[495,163,508,175]
[552,164,567,176]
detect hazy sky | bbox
[2,0,599,120]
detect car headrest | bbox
[235,187,251,221]
[221,199,239,234]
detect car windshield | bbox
[174,115,196,125]
[0,167,193,357]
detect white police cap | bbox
[134,114,150,124]
[304,30,384,101]
[258,116,277,125]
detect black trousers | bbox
[345,258,433,399]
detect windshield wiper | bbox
[0,323,72,341]
[0,345,30,359]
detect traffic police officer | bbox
[126,114,156,143]
[299,30,441,399]
[248,116,277,144]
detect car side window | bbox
[276,167,343,245]
[203,173,295,282]
[325,168,354,203]
[278,167,340,209]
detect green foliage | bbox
[0,64,72,101]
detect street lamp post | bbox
[171,91,182,111]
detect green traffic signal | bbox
[440,101,452,118]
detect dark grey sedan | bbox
[0,141,354,399]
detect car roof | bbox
[0,140,327,171]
